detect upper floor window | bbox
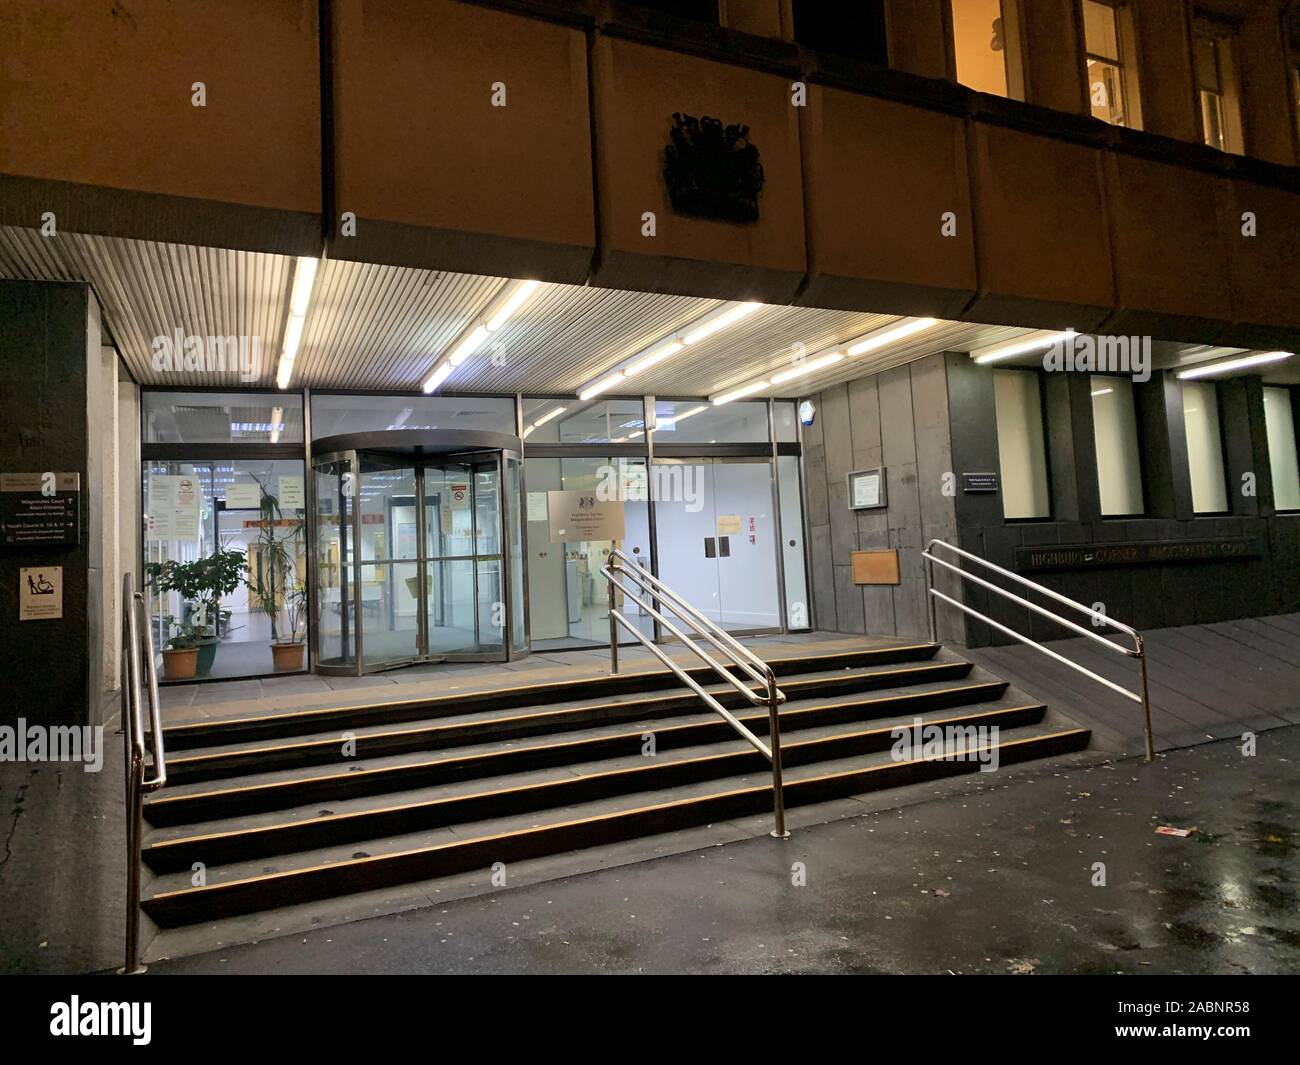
[627,0,719,24]
[1082,0,1141,128]
[1194,16,1244,153]
[950,0,1025,100]
[792,0,888,65]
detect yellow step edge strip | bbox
[161,662,974,769]
[160,644,940,736]
[144,706,1047,854]
[148,680,1009,807]
[144,727,1088,904]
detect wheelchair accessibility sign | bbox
[19,566,62,621]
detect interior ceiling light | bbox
[575,301,765,400]
[276,255,319,389]
[845,317,939,357]
[624,341,682,377]
[532,405,566,427]
[682,302,762,346]
[423,278,540,393]
[769,351,844,385]
[972,328,1076,365]
[269,405,284,444]
[1176,351,1292,379]
[712,379,770,405]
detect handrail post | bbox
[119,574,146,975]
[1137,635,1154,763]
[767,672,789,839]
[608,559,619,675]
[924,545,937,644]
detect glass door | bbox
[653,457,782,634]
[421,456,505,659]
[357,456,423,671]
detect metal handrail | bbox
[922,539,1153,762]
[120,572,167,974]
[600,549,789,837]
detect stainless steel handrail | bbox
[120,572,167,974]
[600,548,789,837]
[922,539,1153,761]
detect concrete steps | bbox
[136,642,1090,937]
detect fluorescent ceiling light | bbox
[269,405,284,444]
[448,324,489,367]
[1090,387,1113,397]
[624,341,682,377]
[1176,351,1292,379]
[846,317,939,357]
[579,372,624,401]
[288,256,319,319]
[770,351,844,385]
[683,302,762,346]
[423,361,455,393]
[487,279,540,332]
[712,379,770,405]
[972,329,1075,365]
[276,256,320,389]
[276,314,306,389]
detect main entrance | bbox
[311,430,526,674]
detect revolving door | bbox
[311,430,527,674]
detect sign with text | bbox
[147,474,201,541]
[548,491,625,543]
[1016,538,1262,572]
[278,476,305,510]
[19,566,63,620]
[962,472,1000,493]
[847,468,886,510]
[1,471,80,547]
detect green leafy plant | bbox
[146,547,247,639]
[247,473,306,644]
[162,615,204,650]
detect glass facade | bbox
[142,390,810,680]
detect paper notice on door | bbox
[716,514,742,535]
[527,491,549,522]
[225,483,260,509]
[450,483,470,509]
[147,474,201,542]
[278,475,305,510]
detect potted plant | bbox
[270,585,308,671]
[145,547,247,677]
[159,616,203,681]
[248,474,308,671]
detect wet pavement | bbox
[151,726,1300,975]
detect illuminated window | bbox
[950,0,1024,100]
[1082,1,1141,128]
[1091,376,1144,516]
[1181,381,1228,514]
[993,370,1050,520]
[1264,387,1300,512]
[1194,17,1243,153]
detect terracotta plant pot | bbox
[271,643,306,672]
[162,647,199,681]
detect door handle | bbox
[703,537,716,559]
[718,536,730,558]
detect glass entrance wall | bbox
[146,389,809,679]
[310,443,518,675]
